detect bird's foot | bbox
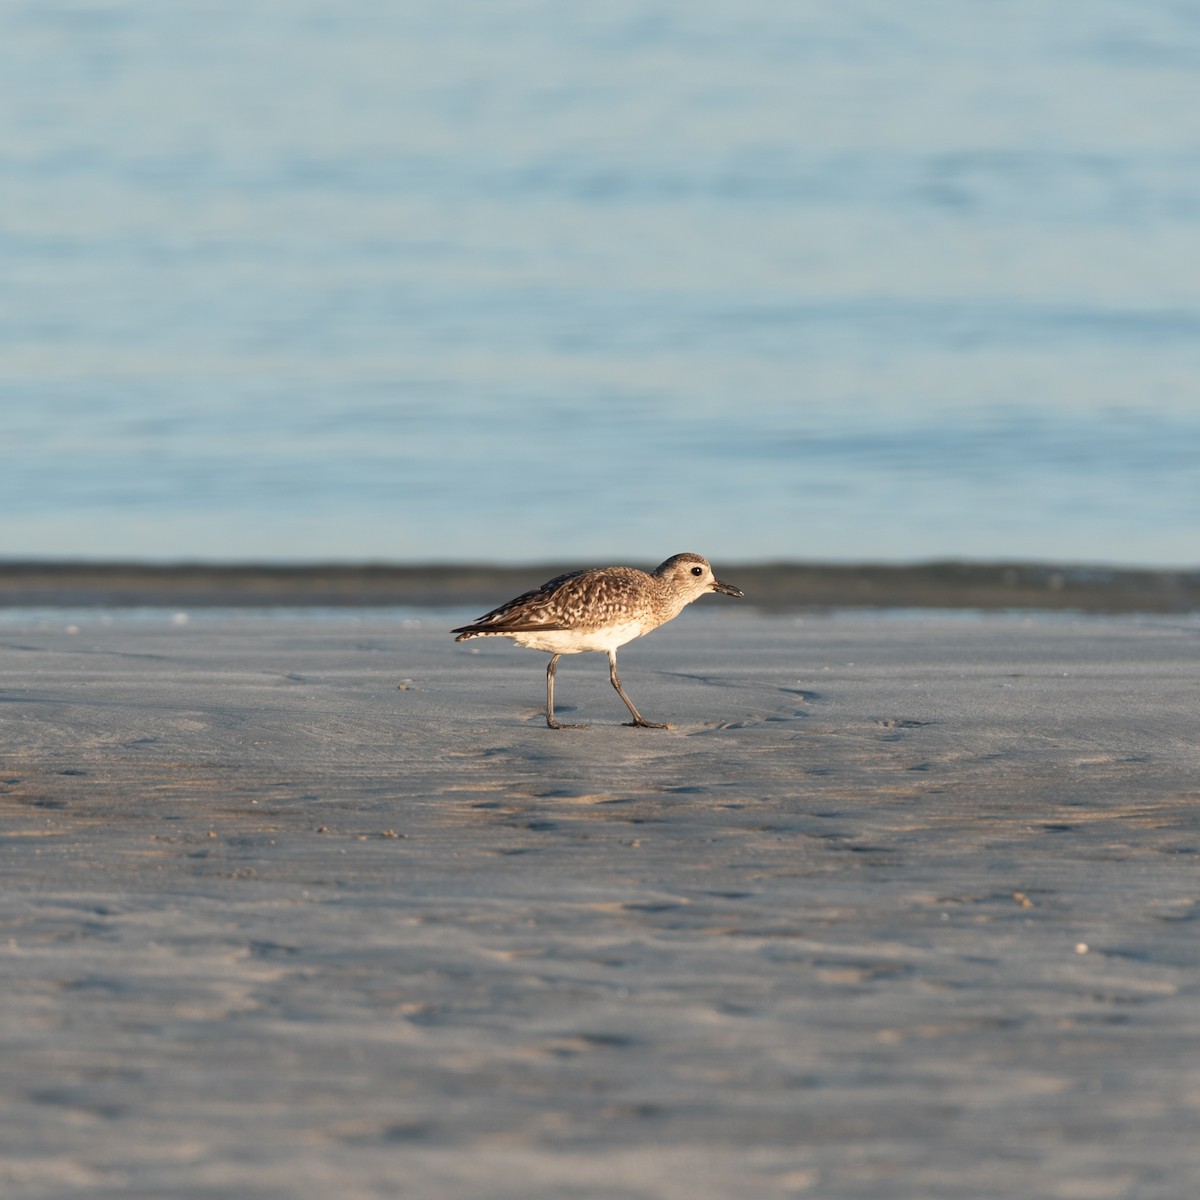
[547,717,589,730]
[624,719,671,730]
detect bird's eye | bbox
[691,566,703,576]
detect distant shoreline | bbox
[1,560,1197,613]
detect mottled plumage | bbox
[452,553,743,728]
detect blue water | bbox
[2,1,1198,566]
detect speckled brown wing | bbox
[452,569,592,636]
[452,567,652,638]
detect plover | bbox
[452,552,743,729]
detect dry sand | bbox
[2,607,1198,1199]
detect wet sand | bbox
[3,559,1199,613]
[2,608,1199,1199]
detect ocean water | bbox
[2,0,1198,567]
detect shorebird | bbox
[452,553,743,729]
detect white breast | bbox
[506,620,650,654]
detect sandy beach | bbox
[2,607,1199,1199]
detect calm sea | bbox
[2,1,1198,566]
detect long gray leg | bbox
[546,654,587,729]
[608,650,669,729]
